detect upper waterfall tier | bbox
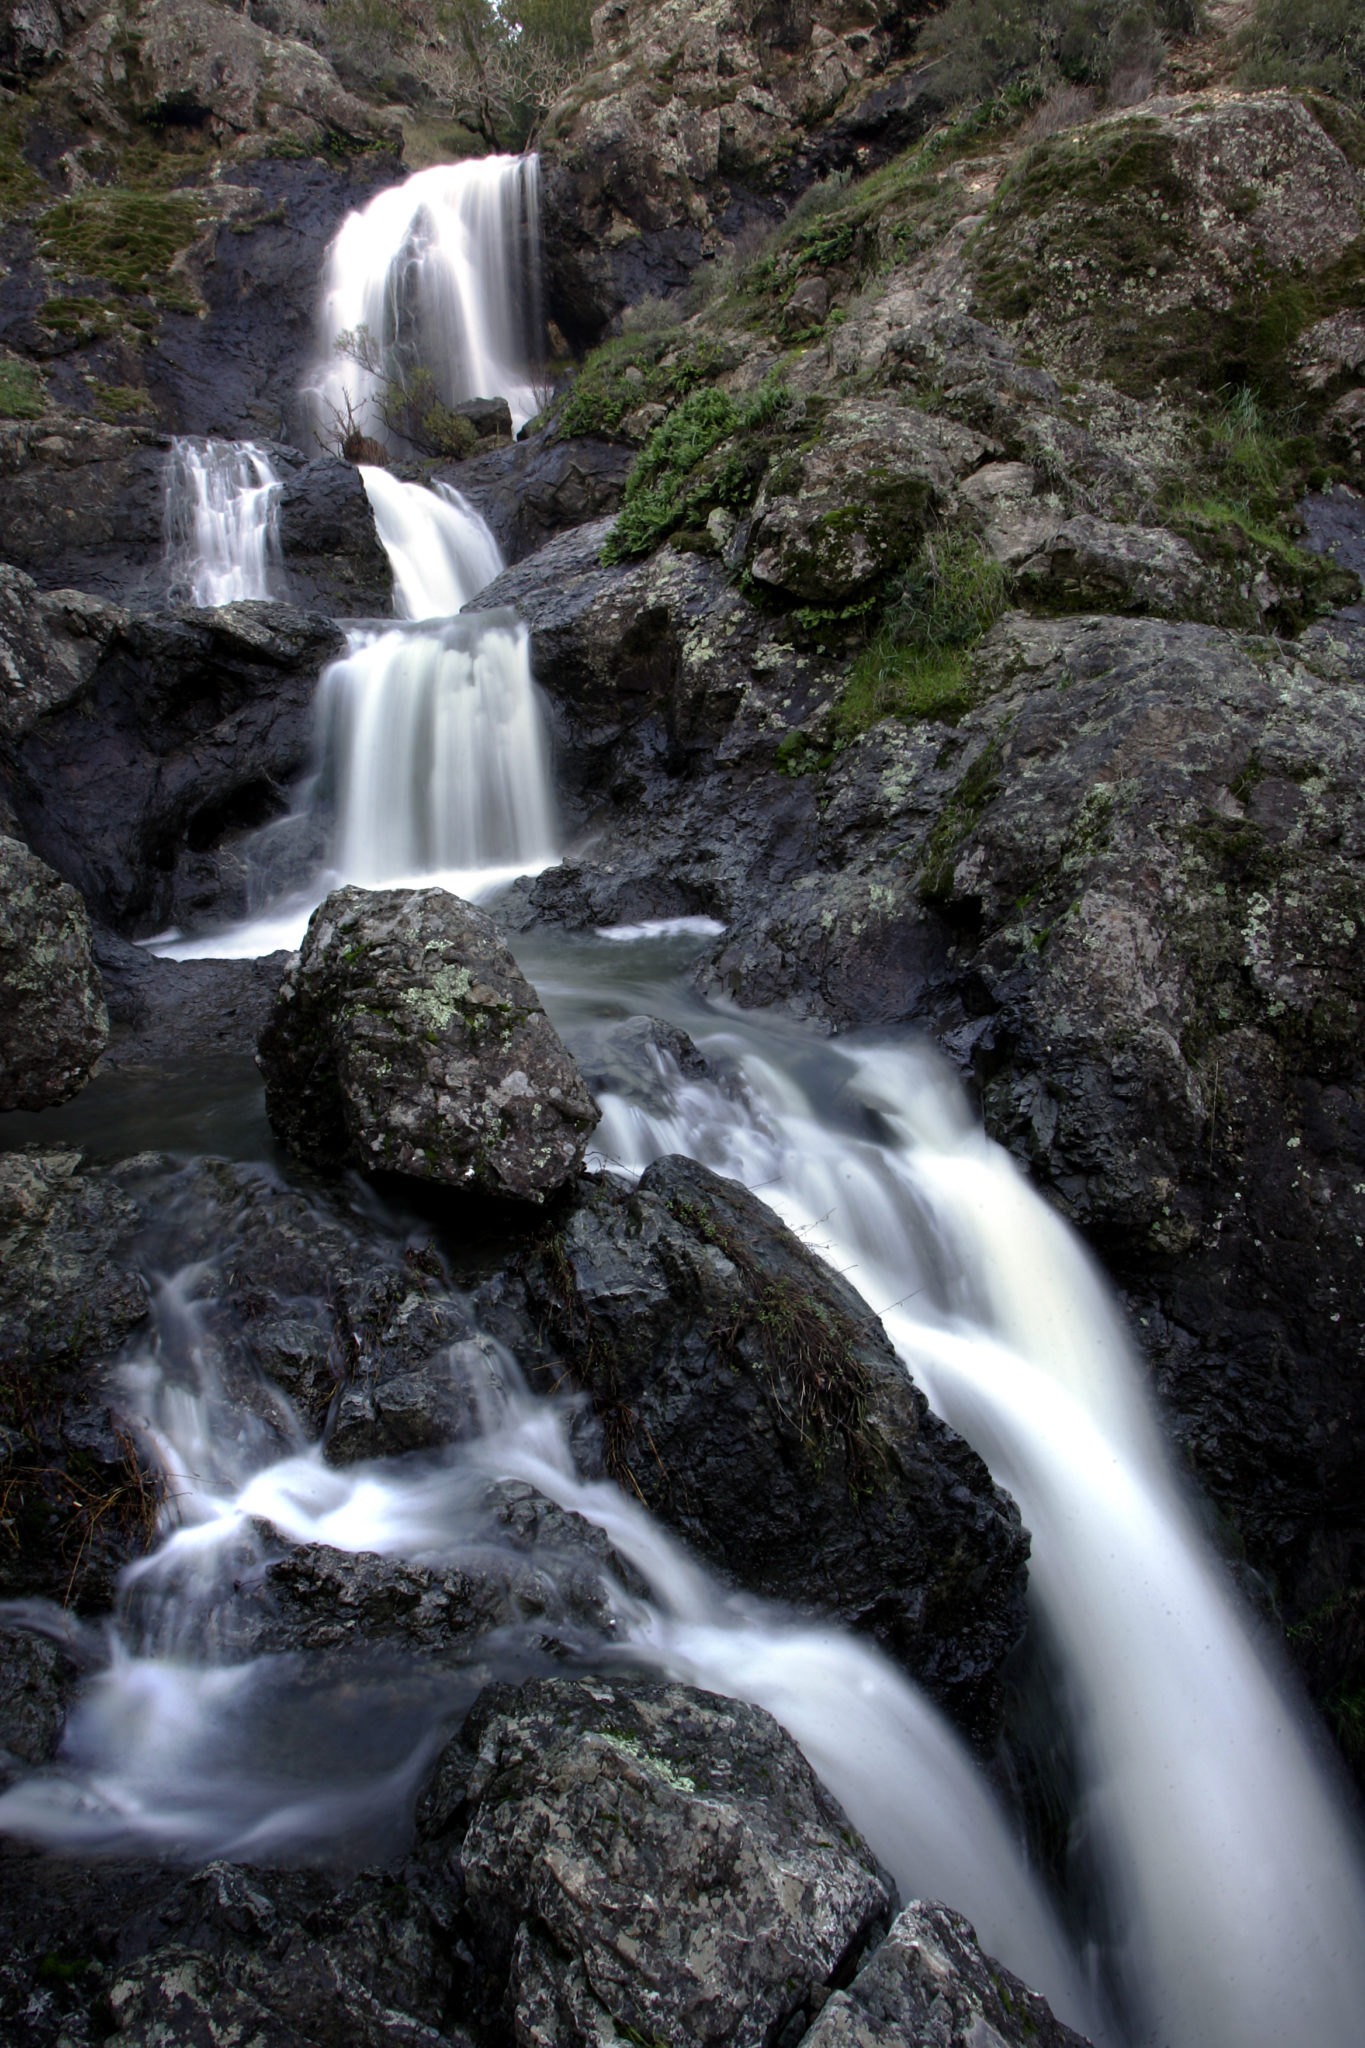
[309,155,543,443]
[163,439,282,608]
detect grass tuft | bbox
[833,533,1010,742]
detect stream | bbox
[3,154,1363,2048]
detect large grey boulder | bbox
[426,1674,894,2048]
[499,1154,1029,1739]
[745,400,989,602]
[0,833,108,1111]
[259,887,600,1202]
[803,1900,1092,2048]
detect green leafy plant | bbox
[602,379,796,563]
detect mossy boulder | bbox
[0,832,108,1111]
[746,398,989,602]
[971,92,1365,399]
[258,886,600,1202]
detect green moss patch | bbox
[832,535,1010,744]
[0,357,45,420]
[38,189,203,308]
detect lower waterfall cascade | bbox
[5,152,1365,2048]
[163,437,283,608]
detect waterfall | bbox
[359,466,506,618]
[164,438,282,607]
[69,153,1365,2048]
[309,155,543,443]
[314,466,557,895]
[315,610,558,892]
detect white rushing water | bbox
[309,154,543,442]
[164,438,282,607]
[54,155,1365,2048]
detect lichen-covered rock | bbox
[1014,513,1273,625]
[502,1155,1028,1737]
[431,1675,894,2048]
[539,0,938,335]
[971,94,1365,396]
[0,833,108,1110]
[801,1900,1092,2048]
[65,0,399,154]
[258,887,600,1201]
[746,400,989,602]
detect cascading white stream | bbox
[164,438,282,607]
[76,158,1365,2047]
[308,155,543,441]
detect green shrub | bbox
[1237,0,1365,103]
[0,358,44,420]
[918,0,1200,110]
[832,533,1011,741]
[602,379,797,563]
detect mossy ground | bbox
[0,357,46,420]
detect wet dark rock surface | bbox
[0,832,108,1110]
[804,1899,1091,2048]
[442,433,634,567]
[0,1673,1093,2048]
[0,587,341,935]
[426,1674,895,2048]
[93,933,291,1068]
[260,887,601,1203]
[486,1154,1029,1741]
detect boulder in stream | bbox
[0,833,108,1111]
[804,1899,1092,2048]
[500,1155,1030,1741]
[259,886,600,1202]
[423,1674,895,2048]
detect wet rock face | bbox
[501,1155,1029,1740]
[805,1900,1092,2048]
[0,1149,153,1608]
[0,833,108,1111]
[259,887,601,1202]
[430,1674,895,2048]
[0,581,342,935]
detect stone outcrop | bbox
[259,887,600,1200]
[538,0,941,337]
[0,574,342,934]
[64,0,399,155]
[489,1154,1029,1738]
[0,833,107,1110]
[427,1674,895,2048]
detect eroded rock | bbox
[259,887,600,1201]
